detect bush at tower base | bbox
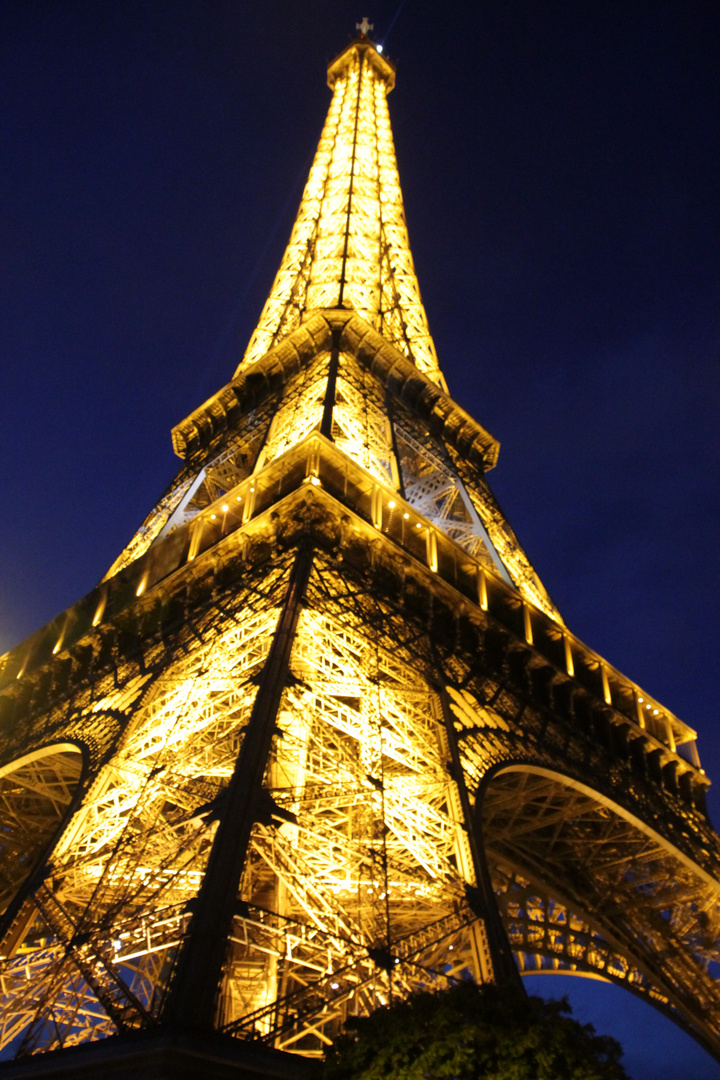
[324,981,630,1080]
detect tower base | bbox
[0,1031,317,1080]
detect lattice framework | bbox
[0,30,718,1076]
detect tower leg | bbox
[467,919,494,984]
[163,547,315,1033]
[436,685,523,992]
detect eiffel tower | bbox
[0,28,719,1078]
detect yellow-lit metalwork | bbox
[241,41,444,388]
[105,307,561,625]
[217,606,490,1048]
[0,31,719,1076]
[484,770,720,1031]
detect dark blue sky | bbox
[1,3,719,1075]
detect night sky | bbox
[1,3,719,1076]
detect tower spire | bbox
[241,38,446,389]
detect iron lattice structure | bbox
[0,34,719,1076]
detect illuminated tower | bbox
[1,30,719,1078]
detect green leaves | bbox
[324,982,630,1080]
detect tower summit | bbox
[242,35,445,390]
[0,30,719,1080]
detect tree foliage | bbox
[324,981,631,1080]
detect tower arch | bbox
[479,763,720,1055]
[0,743,84,919]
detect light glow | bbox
[238,45,443,384]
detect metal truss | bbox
[103,299,560,642]
[213,600,488,1054]
[481,769,720,1046]
[0,549,493,1059]
[240,40,443,385]
[1,31,719,1075]
[0,749,82,921]
[495,868,663,994]
[0,560,291,1056]
[390,393,560,621]
[2,503,720,1058]
[331,355,396,487]
[396,425,506,574]
[303,551,720,1052]
[458,465,561,622]
[260,353,330,467]
[104,396,277,581]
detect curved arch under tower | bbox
[0,745,83,920]
[480,765,720,1056]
